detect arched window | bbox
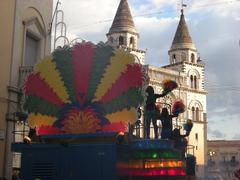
[190,75,194,88]
[192,107,195,121]
[196,107,200,121]
[191,53,195,63]
[109,36,113,43]
[119,36,124,45]
[130,37,134,45]
[172,54,176,63]
[194,76,197,89]
[181,52,186,61]
[24,32,40,66]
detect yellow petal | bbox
[94,50,134,101]
[36,57,70,103]
[28,113,57,128]
[105,107,137,124]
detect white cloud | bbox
[188,0,240,15]
[53,0,119,40]
[208,111,240,140]
[232,133,240,140]
[152,0,179,9]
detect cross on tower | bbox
[181,0,187,13]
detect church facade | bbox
[106,0,207,178]
[0,0,207,179]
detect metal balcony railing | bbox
[131,123,195,156]
[13,66,33,143]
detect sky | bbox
[53,0,240,140]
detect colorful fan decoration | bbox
[161,80,178,95]
[172,100,185,116]
[23,42,148,135]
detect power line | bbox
[204,81,240,93]
[188,0,237,9]
[206,84,240,88]
[76,0,240,29]
[205,82,240,88]
[206,87,240,93]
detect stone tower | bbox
[165,10,208,178]
[106,0,145,64]
[168,10,199,70]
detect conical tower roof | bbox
[170,10,196,50]
[108,0,138,35]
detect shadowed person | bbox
[159,107,178,139]
[144,86,165,139]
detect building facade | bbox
[206,140,240,180]
[0,0,53,179]
[107,0,207,179]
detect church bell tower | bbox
[106,0,145,64]
[165,9,208,178]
